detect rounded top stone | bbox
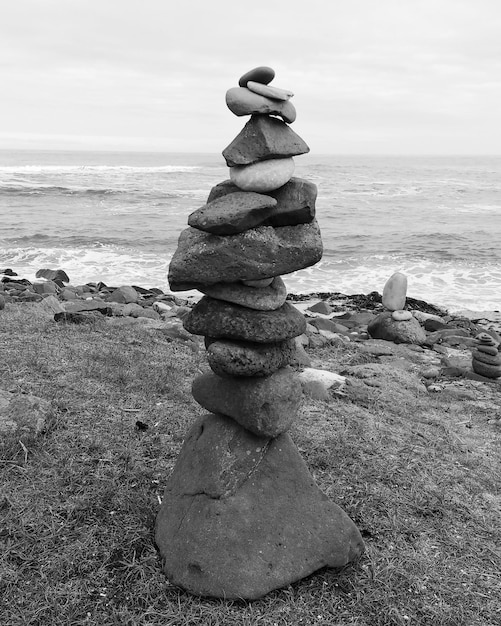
[238,66,275,87]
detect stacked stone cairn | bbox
[472,332,501,378]
[155,66,364,599]
[368,271,426,345]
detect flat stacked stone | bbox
[472,332,501,378]
[156,66,364,599]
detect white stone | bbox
[230,158,295,192]
[382,272,407,311]
[392,310,412,321]
[246,81,294,101]
[298,368,346,390]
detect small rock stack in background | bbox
[155,66,364,600]
[472,332,501,378]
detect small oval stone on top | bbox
[238,66,275,87]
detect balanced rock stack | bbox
[471,332,501,378]
[368,271,426,345]
[155,66,364,599]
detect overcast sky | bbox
[1,0,500,154]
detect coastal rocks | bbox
[206,338,295,377]
[192,368,301,436]
[382,272,407,311]
[155,413,364,600]
[184,297,306,343]
[226,87,297,124]
[230,157,295,192]
[368,311,427,345]
[168,221,323,291]
[188,192,277,235]
[223,115,308,167]
[472,333,501,378]
[156,66,363,599]
[199,276,287,311]
[208,177,317,227]
[105,285,139,304]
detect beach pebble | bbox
[238,66,275,87]
[230,157,295,193]
[188,191,277,235]
[106,285,139,304]
[471,359,501,379]
[206,337,295,377]
[223,115,309,167]
[477,344,499,356]
[307,300,332,314]
[192,367,301,437]
[392,310,412,321]
[208,177,317,228]
[382,272,407,311]
[184,297,306,343]
[226,87,297,123]
[471,349,501,366]
[298,368,346,390]
[246,81,294,101]
[199,276,287,311]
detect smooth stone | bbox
[476,332,498,346]
[246,81,294,101]
[188,191,277,235]
[184,297,306,343]
[392,310,412,321]
[472,359,501,378]
[168,221,323,291]
[471,350,501,366]
[206,338,295,377]
[238,66,275,87]
[477,344,499,356]
[307,301,332,314]
[155,413,364,599]
[192,367,301,436]
[199,276,287,311]
[298,368,346,390]
[382,272,408,311]
[33,280,57,295]
[230,158,295,193]
[223,115,309,167]
[207,177,317,227]
[242,278,274,288]
[226,87,297,124]
[105,285,139,304]
[367,311,427,345]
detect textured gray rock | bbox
[206,337,295,377]
[368,311,427,345]
[0,390,50,438]
[226,87,296,123]
[155,413,364,599]
[192,367,301,436]
[223,115,309,167]
[168,221,323,291]
[184,297,306,343]
[199,276,287,311]
[207,177,317,227]
[187,191,277,235]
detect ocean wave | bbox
[0,181,122,196]
[0,164,203,174]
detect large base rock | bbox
[367,311,426,345]
[155,414,364,600]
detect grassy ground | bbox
[1,303,500,626]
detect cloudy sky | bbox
[1,0,500,154]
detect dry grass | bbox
[1,303,500,625]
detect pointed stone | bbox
[238,66,275,87]
[155,414,364,599]
[226,87,296,123]
[188,191,277,235]
[230,157,295,193]
[205,337,296,377]
[184,297,306,343]
[168,221,323,291]
[192,367,301,436]
[199,276,287,311]
[223,115,309,167]
[208,177,317,227]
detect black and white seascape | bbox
[1,149,501,314]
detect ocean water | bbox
[1,149,500,314]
